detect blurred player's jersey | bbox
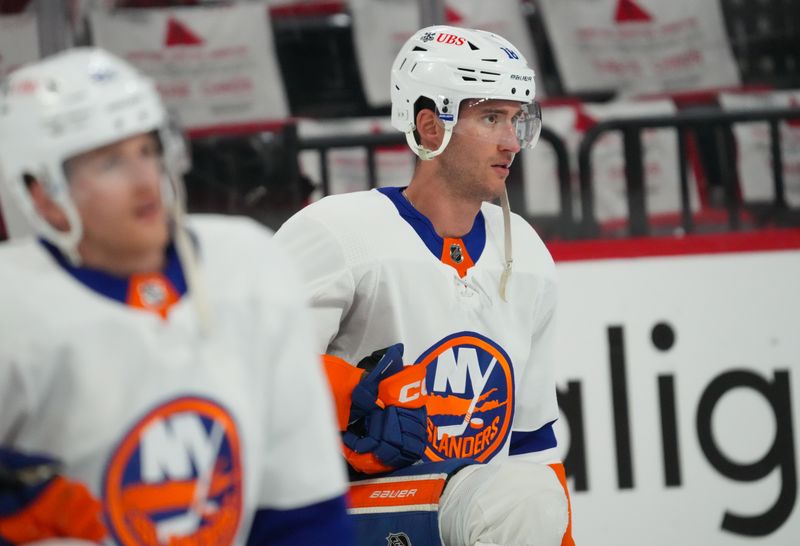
[0,215,347,545]
[275,188,560,464]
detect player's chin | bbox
[485,174,508,198]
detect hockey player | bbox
[0,48,352,545]
[275,25,575,546]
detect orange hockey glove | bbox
[322,344,429,474]
[0,449,107,545]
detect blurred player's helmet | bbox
[391,25,541,160]
[0,47,189,262]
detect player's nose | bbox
[129,156,163,191]
[498,123,521,153]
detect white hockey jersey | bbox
[0,215,347,545]
[274,187,560,464]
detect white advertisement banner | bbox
[90,4,288,132]
[538,0,739,95]
[719,90,800,208]
[0,13,39,80]
[349,0,541,107]
[550,238,800,545]
[522,99,700,226]
[298,117,414,200]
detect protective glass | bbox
[449,99,542,150]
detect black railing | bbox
[295,131,405,197]
[539,125,575,238]
[577,106,800,237]
[182,106,800,239]
[292,124,576,238]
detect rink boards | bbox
[548,230,800,545]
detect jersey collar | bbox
[378,186,486,274]
[41,239,187,317]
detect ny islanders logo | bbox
[418,332,514,462]
[103,397,243,545]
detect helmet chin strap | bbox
[52,196,84,266]
[11,165,84,265]
[405,125,514,301]
[167,169,211,335]
[499,188,513,302]
[406,126,453,160]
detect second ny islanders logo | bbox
[418,332,514,463]
[103,397,243,546]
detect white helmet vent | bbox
[456,67,500,83]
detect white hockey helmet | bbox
[391,25,541,159]
[0,47,189,261]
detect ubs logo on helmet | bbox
[103,397,243,546]
[10,79,37,95]
[436,33,465,46]
[417,332,514,463]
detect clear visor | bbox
[448,99,542,151]
[62,132,164,194]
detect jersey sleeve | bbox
[255,243,350,512]
[273,211,356,355]
[511,251,561,460]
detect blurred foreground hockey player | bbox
[0,48,352,545]
[276,25,574,546]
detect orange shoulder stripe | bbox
[549,462,576,546]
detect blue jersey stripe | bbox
[509,421,558,455]
[247,494,353,546]
[378,186,486,265]
[40,239,187,303]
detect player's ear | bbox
[26,175,70,231]
[415,108,444,151]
